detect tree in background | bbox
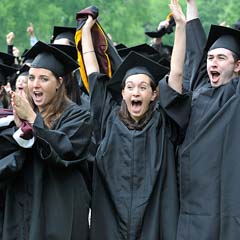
[0,0,239,54]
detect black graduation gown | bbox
[88,72,191,240]
[177,19,240,240]
[0,102,92,240]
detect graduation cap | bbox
[0,52,18,85]
[145,13,176,38]
[10,64,30,89]
[0,52,15,66]
[232,19,240,31]
[158,57,171,68]
[76,5,98,20]
[24,41,79,76]
[0,65,18,86]
[107,51,169,102]
[76,5,99,30]
[115,43,127,50]
[118,43,161,62]
[205,25,240,58]
[50,26,76,46]
[50,44,77,61]
[16,64,30,77]
[21,49,33,66]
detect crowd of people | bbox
[0,0,240,239]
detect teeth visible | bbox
[34,92,43,97]
[131,100,142,106]
[211,71,220,78]
[211,71,219,74]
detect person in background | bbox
[50,25,89,106]
[6,32,21,67]
[145,12,175,67]
[27,22,38,47]
[0,52,17,108]
[233,18,240,30]
[0,41,92,240]
[11,64,30,93]
[50,25,76,46]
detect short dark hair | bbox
[232,52,240,62]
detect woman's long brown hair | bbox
[27,73,71,129]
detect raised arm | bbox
[81,15,100,75]
[184,0,207,90]
[168,0,186,93]
[81,15,117,143]
[186,0,199,22]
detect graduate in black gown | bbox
[0,41,92,240]
[177,1,240,239]
[82,0,191,239]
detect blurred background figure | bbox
[27,22,38,47]
[232,18,240,30]
[50,25,76,46]
[0,52,18,108]
[145,13,175,68]
[11,64,30,93]
[50,25,86,106]
[6,32,21,67]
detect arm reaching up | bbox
[186,0,199,22]
[81,15,100,75]
[168,0,186,93]
[27,23,38,46]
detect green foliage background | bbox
[0,0,239,54]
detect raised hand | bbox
[167,0,186,93]
[27,22,35,36]
[82,15,97,31]
[185,0,199,21]
[11,90,36,124]
[6,32,15,46]
[169,0,186,25]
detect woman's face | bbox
[15,75,28,93]
[28,68,62,112]
[122,74,157,122]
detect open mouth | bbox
[131,100,142,107]
[131,100,142,114]
[210,71,220,82]
[33,91,43,101]
[17,87,24,91]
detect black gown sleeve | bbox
[0,126,19,159]
[0,104,92,192]
[0,126,27,187]
[7,45,13,55]
[32,104,92,168]
[88,72,118,144]
[0,149,26,189]
[182,18,207,91]
[159,77,191,130]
